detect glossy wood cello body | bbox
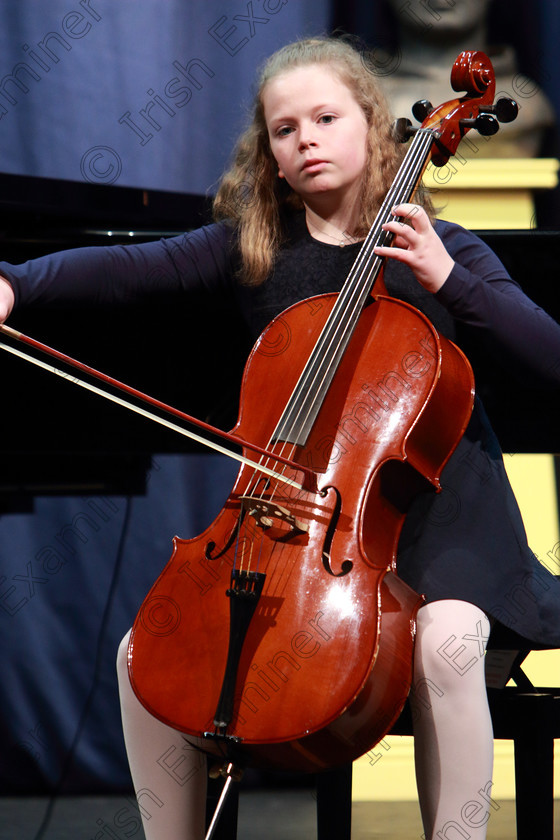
[129,296,471,773]
[127,52,516,773]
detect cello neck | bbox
[272,127,436,448]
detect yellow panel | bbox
[352,739,519,802]
[353,737,415,801]
[502,453,559,560]
[503,454,560,688]
[432,190,534,229]
[424,158,559,190]
[422,157,559,229]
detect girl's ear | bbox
[278,168,285,179]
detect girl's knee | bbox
[413,601,489,693]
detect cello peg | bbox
[496,97,518,123]
[392,117,416,143]
[484,97,519,123]
[460,113,500,136]
[412,99,433,122]
[475,112,500,135]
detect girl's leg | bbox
[410,600,495,840]
[116,631,208,840]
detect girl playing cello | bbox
[1,36,560,840]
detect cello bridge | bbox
[239,496,308,541]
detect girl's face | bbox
[263,64,369,212]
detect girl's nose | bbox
[298,134,317,152]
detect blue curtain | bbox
[0,453,240,793]
[539,0,560,124]
[0,0,331,194]
[0,0,332,794]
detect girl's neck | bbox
[304,203,362,247]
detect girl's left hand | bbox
[373,203,454,293]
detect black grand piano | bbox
[2,171,559,507]
[0,172,250,506]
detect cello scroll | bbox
[395,50,518,166]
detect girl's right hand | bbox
[0,277,14,323]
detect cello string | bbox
[0,324,317,486]
[0,339,307,493]
[0,325,309,578]
[0,329,298,584]
[243,130,434,534]
[302,130,433,370]
[312,129,434,368]
[267,129,434,463]
[268,130,434,450]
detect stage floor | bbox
[0,791,546,839]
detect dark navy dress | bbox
[4,211,560,644]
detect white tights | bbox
[410,600,494,840]
[116,632,208,840]
[116,600,494,840]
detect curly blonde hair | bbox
[213,36,418,286]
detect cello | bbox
[125,51,516,776]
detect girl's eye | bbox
[319,115,335,124]
[276,126,294,137]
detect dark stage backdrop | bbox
[331,0,560,122]
[0,0,332,794]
